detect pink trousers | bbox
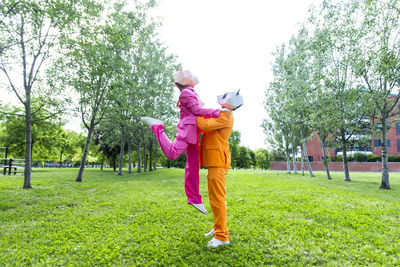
[152,125,202,204]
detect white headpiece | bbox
[174,66,197,87]
[217,89,243,110]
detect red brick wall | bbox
[270,161,400,172]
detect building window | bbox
[397,122,400,135]
[374,139,381,147]
[387,139,391,147]
[398,139,400,152]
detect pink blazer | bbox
[177,87,220,144]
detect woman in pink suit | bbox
[141,66,220,214]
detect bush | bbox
[269,150,285,161]
[73,161,81,167]
[32,160,43,167]
[354,153,368,162]
[388,155,400,162]
[368,154,381,162]
[333,155,343,162]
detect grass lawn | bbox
[0,168,399,266]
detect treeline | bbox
[0,112,271,171]
[263,0,400,189]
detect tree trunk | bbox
[137,139,141,173]
[76,122,94,182]
[59,151,63,168]
[101,153,104,171]
[320,135,331,180]
[143,141,147,173]
[300,141,305,175]
[154,146,157,171]
[301,129,314,177]
[149,141,153,171]
[302,142,315,177]
[380,118,390,189]
[113,158,116,172]
[292,146,297,174]
[341,131,351,182]
[118,139,125,176]
[23,99,32,189]
[285,148,291,174]
[128,139,132,173]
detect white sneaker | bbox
[190,203,207,215]
[207,237,230,248]
[205,228,214,237]
[140,117,164,126]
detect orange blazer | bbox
[197,112,234,169]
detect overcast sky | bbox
[0,0,322,150]
[151,0,322,149]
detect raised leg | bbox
[151,125,187,160]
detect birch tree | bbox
[307,1,373,182]
[354,0,400,189]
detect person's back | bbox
[199,112,233,169]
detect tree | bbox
[57,130,79,167]
[58,2,150,181]
[236,146,252,169]
[0,0,95,188]
[263,41,314,176]
[309,0,374,182]
[354,0,400,189]
[249,150,256,169]
[0,0,21,55]
[0,103,65,161]
[228,130,241,169]
[255,148,269,170]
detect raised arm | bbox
[197,112,233,132]
[180,89,220,118]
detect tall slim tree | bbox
[310,0,373,182]
[354,0,400,189]
[0,0,95,188]
[58,2,148,182]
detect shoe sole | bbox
[189,203,207,215]
[208,242,230,248]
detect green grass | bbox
[0,168,399,266]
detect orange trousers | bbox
[207,167,229,242]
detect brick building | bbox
[306,99,400,161]
[370,120,400,156]
[305,134,336,162]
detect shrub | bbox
[367,154,381,162]
[388,155,400,162]
[334,155,343,162]
[354,153,368,162]
[269,150,285,161]
[32,160,43,167]
[73,161,81,167]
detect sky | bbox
[150,0,322,149]
[0,0,322,150]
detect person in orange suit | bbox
[197,90,243,248]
